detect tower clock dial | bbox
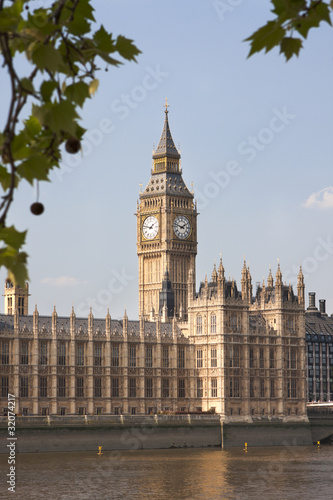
[174,215,191,240]
[142,216,159,240]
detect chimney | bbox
[308,292,316,309]
[319,299,326,315]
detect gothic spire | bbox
[267,267,274,287]
[218,255,225,280]
[275,262,283,286]
[153,99,180,160]
[297,265,304,285]
[211,261,218,283]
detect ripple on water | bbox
[1,446,332,500]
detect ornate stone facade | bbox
[0,308,194,416]
[178,262,307,420]
[0,105,310,421]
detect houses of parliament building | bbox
[0,105,332,420]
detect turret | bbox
[275,263,283,286]
[297,266,305,306]
[52,305,57,333]
[33,304,39,334]
[70,305,76,334]
[211,262,218,283]
[217,256,225,299]
[88,307,94,338]
[123,308,128,333]
[241,260,251,302]
[275,263,283,304]
[105,308,111,333]
[3,279,30,315]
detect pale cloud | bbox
[302,186,333,209]
[41,276,88,287]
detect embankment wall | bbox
[0,415,319,452]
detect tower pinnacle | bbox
[164,97,169,114]
[153,101,180,161]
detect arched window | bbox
[196,315,202,335]
[210,314,216,334]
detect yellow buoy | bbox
[243,442,248,452]
[97,446,103,456]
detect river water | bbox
[1,445,332,499]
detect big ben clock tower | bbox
[136,101,197,320]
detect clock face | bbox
[174,216,191,240]
[142,216,159,240]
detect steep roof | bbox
[152,108,180,160]
[305,311,333,338]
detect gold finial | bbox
[191,181,194,194]
[164,97,169,114]
[139,182,143,193]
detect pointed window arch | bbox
[210,314,216,334]
[196,315,202,335]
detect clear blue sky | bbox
[2,0,333,319]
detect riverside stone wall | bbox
[1,415,327,452]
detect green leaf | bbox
[67,0,95,35]
[93,25,115,52]
[280,37,303,61]
[313,1,332,25]
[65,81,90,107]
[74,0,96,22]
[7,259,29,288]
[47,100,80,134]
[84,48,122,66]
[0,248,30,287]
[11,131,30,160]
[68,18,91,36]
[245,20,286,57]
[116,35,141,61]
[0,165,18,191]
[32,100,79,135]
[17,155,51,184]
[295,15,318,39]
[0,11,20,31]
[20,77,35,94]
[26,11,55,37]
[272,0,306,18]
[271,0,288,16]
[32,44,63,73]
[11,0,24,17]
[40,81,58,102]
[24,116,42,138]
[0,226,27,250]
